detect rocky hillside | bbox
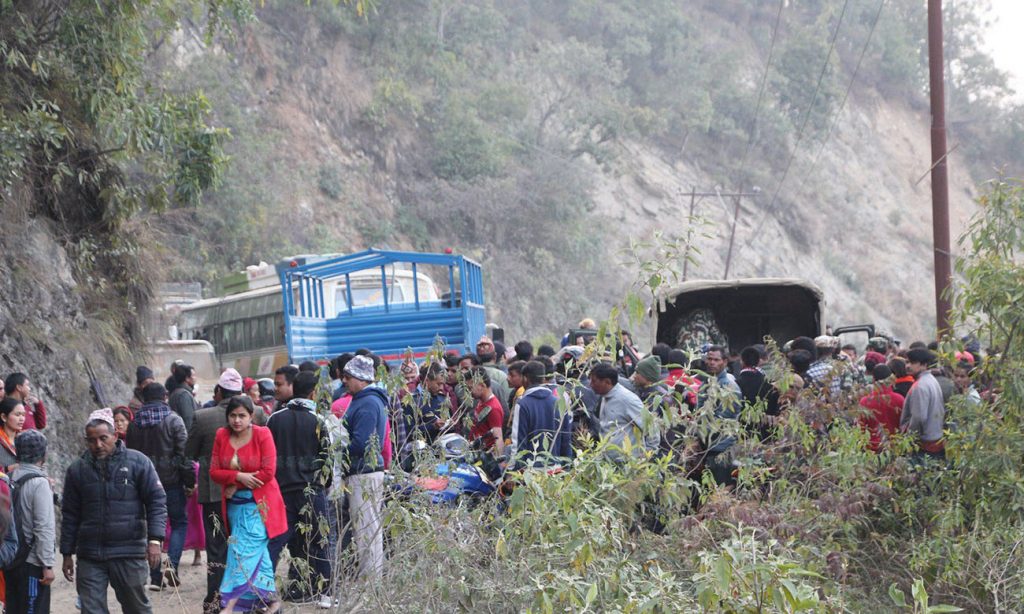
[595,95,978,339]
[0,210,133,472]
[146,2,992,345]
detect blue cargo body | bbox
[281,249,486,363]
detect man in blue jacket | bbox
[509,360,573,468]
[340,355,388,580]
[125,383,191,590]
[61,408,167,614]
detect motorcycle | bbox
[392,434,505,505]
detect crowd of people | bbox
[0,323,990,613]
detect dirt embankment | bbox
[164,8,979,342]
[0,209,134,477]
[591,93,977,341]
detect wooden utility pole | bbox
[682,187,697,281]
[677,188,759,282]
[928,0,953,335]
[722,185,760,279]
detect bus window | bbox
[219,322,230,354]
[229,321,238,354]
[181,305,212,332]
[240,320,251,353]
[272,313,283,346]
[252,316,266,349]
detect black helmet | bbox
[257,378,275,398]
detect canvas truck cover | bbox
[654,278,823,353]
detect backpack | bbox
[4,473,46,570]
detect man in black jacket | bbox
[267,370,333,605]
[736,345,781,440]
[185,388,229,613]
[126,383,192,590]
[61,409,167,614]
[167,363,198,432]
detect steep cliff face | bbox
[156,7,978,344]
[0,207,133,475]
[591,94,977,340]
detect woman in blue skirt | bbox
[210,396,287,613]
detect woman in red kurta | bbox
[210,396,287,613]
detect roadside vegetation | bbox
[316,180,1023,612]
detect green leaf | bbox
[625,292,646,325]
[714,556,732,591]
[889,583,908,608]
[770,586,788,612]
[584,582,598,607]
[912,579,928,606]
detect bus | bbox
[176,250,483,378]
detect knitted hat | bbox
[135,366,154,385]
[814,335,839,349]
[400,361,418,378]
[15,430,47,463]
[242,377,257,393]
[218,368,243,393]
[864,351,887,371]
[343,355,376,382]
[87,407,115,430]
[635,355,662,383]
[954,351,975,366]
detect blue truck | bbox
[281,248,486,364]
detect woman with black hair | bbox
[210,396,286,613]
[0,398,26,472]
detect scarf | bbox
[0,429,14,456]
[134,401,172,428]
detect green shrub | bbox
[430,104,507,181]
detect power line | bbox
[719,0,784,280]
[749,0,853,240]
[731,0,786,187]
[793,0,887,196]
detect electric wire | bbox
[731,0,787,189]
[749,0,853,240]
[793,0,887,197]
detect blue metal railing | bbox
[280,249,485,363]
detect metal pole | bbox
[723,188,743,279]
[928,0,953,335]
[682,187,696,281]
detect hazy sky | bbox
[985,0,1024,95]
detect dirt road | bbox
[49,552,333,613]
